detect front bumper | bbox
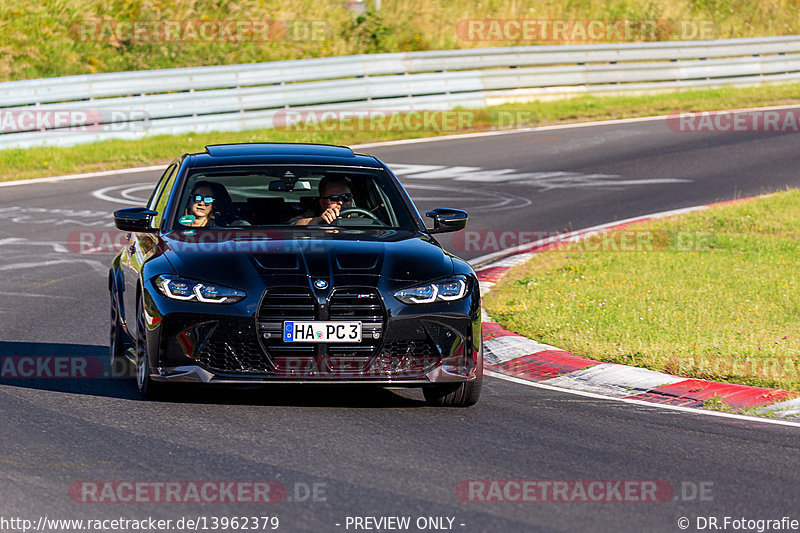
[145,292,482,384]
[150,313,481,383]
[151,360,481,385]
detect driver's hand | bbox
[319,204,341,224]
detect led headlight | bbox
[154,275,246,304]
[394,275,468,304]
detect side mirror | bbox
[114,207,158,233]
[425,208,468,234]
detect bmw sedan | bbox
[110,143,482,406]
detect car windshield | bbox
[171,165,419,230]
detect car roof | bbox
[186,143,383,168]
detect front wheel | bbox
[423,375,482,407]
[110,285,132,378]
[135,298,162,399]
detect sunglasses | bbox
[321,193,352,203]
[191,194,214,204]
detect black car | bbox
[110,143,482,406]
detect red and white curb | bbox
[475,207,800,422]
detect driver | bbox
[292,176,354,226]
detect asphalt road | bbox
[1,116,799,532]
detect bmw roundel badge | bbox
[314,279,328,290]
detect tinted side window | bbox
[147,164,176,211]
[150,164,178,229]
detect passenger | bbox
[292,176,354,225]
[183,183,217,227]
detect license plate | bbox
[283,321,362,343]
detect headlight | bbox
[394,275,468,304]
[154,275,246,304]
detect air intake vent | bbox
[257,288,317,361]
[258,288,316,319]
[326,288,384,361]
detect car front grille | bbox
[324,288,384,371]
[253,286,387,376]
[257,287,318,362]
[192,287,442,379]
[257,287,317,319]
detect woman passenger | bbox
[184,183,216,227]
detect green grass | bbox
[4,81,800,182]
[2,0,800,81]
[484,190,800,392]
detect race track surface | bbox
[1,116,799,532]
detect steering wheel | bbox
[335,207,381,222]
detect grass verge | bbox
[484,190,800,392]
[3,81,800,183]
[4,0,800,81]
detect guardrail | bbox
[2,36,800,149]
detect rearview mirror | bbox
[269,180,311,191]
[114,207,158,233]
[425,208,468,234]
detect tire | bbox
[424,340,483,407]
[109,285,132,378]
[135,297,162,399]
[423,374,482,407]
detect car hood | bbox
[158,228,454,285]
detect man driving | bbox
[292,175,353,225]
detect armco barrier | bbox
[2,36,800,149]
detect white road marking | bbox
[0,260,77,271]
[0,216,112,227]
[0,207,114,227]
[120,184,155,201]
[0,240,68,253]
[92,183,153,205]
[0,291,81,300]
[404,183,532,212]
[0,206,110,218]
[391,163,689,189]
[389,164,446,176]
[486,371,800,428]
[407,197,477,202]
[396,165,482,179]
[454,170,601,183]
[0,259,107,274]
[514,175,691,190]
